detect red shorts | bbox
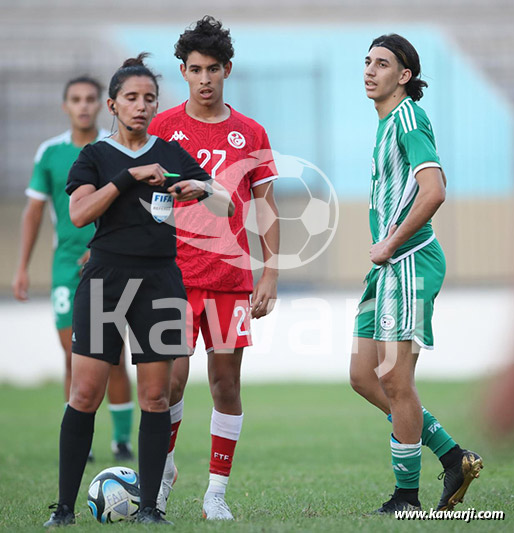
[186,288,252,353]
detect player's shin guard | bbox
[390,435,422,489]
[207,409,243,496]
[59,406,96,511]
[138,410,171,509]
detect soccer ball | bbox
[87,466,140,523]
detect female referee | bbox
[44,53,233,527]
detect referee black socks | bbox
[138,410,172,510]
[59,405,96,511]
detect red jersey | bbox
[148,102,276,292]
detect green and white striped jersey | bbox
[369,97,441,262]
[26,129,109,260]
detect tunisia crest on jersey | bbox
[227,131,246,149]
[151,192,173,223]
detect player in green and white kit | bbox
[12,77,134,461]
[350,34,482,513]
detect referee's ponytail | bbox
[108,52,161,99]
[369,34,428,102]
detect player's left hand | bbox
[168,180,208,202]
[251,274,277,319]
[370,225,397,265]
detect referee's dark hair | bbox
[108,52,161,99]
[175,15,234,66]
[369,34,428,102]
[63,76,103,101]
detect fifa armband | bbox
[110,169,136,193]
[198,181,214,202]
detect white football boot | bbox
[156,462,178,513]
[202,494,234,520]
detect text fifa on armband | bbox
[88,279,249,355]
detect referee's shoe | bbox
[136,507,173,525]
[43,503,75,527]
[436,449,483,510]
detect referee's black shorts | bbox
[72,249,188,364]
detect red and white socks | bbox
[206,409,244,498]
[164,398,184,472]
[156,399,184,512]
[158,402,243,516]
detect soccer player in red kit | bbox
[148,16,279,520]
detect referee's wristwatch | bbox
[199,181,214,201]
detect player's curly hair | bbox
[108,52,161,99]
[369,34,428,101]
[174,15,234,65]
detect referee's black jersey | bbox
[66,136,211,258]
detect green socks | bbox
[388,406,457,489]
[420,407,456,458]
[390,435,422,489]
[109,402,134,444]
[387,406,457,460]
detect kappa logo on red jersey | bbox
[169,130,189,141]
[227,131,246,149]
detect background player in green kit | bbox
[350,34,483,513]
[12,76,134,461]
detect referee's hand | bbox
[168,180,207,201]
[128,164,167,186]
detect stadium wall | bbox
[1,196,512,292]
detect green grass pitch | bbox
[0,381,512,532]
